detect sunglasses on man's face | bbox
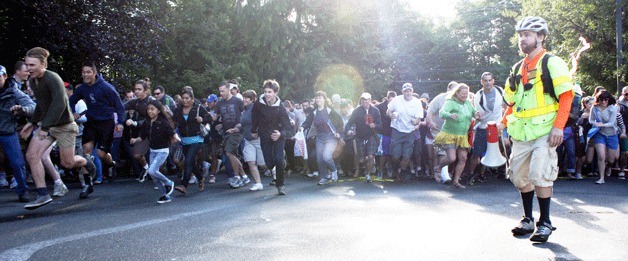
[623,93,628,97]
[154,92,162,95]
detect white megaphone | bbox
[481,121,507,167]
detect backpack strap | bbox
[478,87,508,112]
[478,89,487,111]
[508,59,524,92]
[541,53,558,101]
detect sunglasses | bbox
[153,92,162,95]
[623,93,628,97]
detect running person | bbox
[70,62,125,184]
[130,100,179,203]
[344,92,382,182]
[20,47,96,209]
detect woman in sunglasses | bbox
[589,90,619,184]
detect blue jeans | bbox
[316,132,337,177]
[260,136,286,186]
[148,149,172,196]
[0,133,28,195]
[93,147,103,181]
[181,142,203,186]
[557,135,576,173]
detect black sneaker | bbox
[107,161,117,182]
[512,217,535,236]
[138,169,148,183]
[24,194,53,210]
[79,185,94,199]
[157,195,171,204]
[277,186,287,195]
[530,221,556,243]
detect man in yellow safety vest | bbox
[499,16,574,243]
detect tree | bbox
[522,0,627,93]
[0,0,168,87]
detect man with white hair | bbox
[387,83,423,181]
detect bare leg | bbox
[453,149,468,188]
[247,161,261,183]
[25,137,55,190]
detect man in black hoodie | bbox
[252,79,294,195]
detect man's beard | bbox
[519,41,536,54]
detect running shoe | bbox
[157,195,171,204]
[52,183,68,197]
[24,194,52,210]
[511,217,535,236]
[249,183,263,191]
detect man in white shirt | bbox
[387,83,423,181]
[469,72,506,183]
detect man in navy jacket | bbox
[69,62,124,192]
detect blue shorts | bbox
[472,128,488,157]
[377,135,392,156]
[593,133,619,150]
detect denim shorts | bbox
[593,133,619,150]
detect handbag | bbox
[327,118,345,159]
[196,106,210,137]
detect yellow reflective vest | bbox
[504,54,573,141]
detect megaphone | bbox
[481,121,507,167]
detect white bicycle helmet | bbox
[515,16,549,34]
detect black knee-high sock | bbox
[538,197,551,225]
[83,173,93,186]
[521,191,534,219]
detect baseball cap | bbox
[0,65,6,76]
[206,94,218,103]
[331,94,341,103]
[402,83,413,91]
[360,92,372,100]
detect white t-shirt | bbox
[387,95,423,133]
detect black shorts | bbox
[82,119,115,153]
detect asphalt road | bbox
[0,172,626,261]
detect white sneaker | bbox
[249,183,263,191]
[575,173,584,180]
[440,166,451,184]
[0,178,8,187]
[189,176,198,184]
[307,171,319,178]
[619,172,626,180]
[331,171,338,182]
[52,183,69,197]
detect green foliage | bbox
[1,0,623,101]
[521,0,627,94]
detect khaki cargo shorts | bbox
[508,134,558,188]
[48,122,79,149]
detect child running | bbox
[131,100,180,203]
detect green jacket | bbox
[439,97,477,136]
